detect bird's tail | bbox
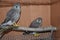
[0,25,8,39]
[0,29,5,39]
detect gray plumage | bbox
[0,2,21,38]
[29,17,42,28]
[23,17,42,35]
[1,2,21,27]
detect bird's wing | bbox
[1,9,16,24]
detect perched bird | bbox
[0,2,21,28]
[0,2,21,38]
[23,17,42,36]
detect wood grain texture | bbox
[0,0,60,7]
[51,1,60,40]
[13,26,56,32]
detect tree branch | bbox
[12,26,57,32]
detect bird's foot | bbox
[13,23,19,27]
[33,33,40,37]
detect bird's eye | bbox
[39,20,41,23]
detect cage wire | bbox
[0,29,54,40]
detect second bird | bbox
[23,17,42,35]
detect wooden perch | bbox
[0,26,57,33]
[13,26,57,32]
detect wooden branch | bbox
[0,26,57,32]
[0,26,56,39]
[13,26,57,32]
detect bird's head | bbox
[13,2,21,11]
[36,17,42,24]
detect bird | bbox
[0,2,21,38]
[0,2,21,28]
[23,17,42,36]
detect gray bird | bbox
[23,17,42,36]
[1,3,21,25]
[0,2,21,38]
[0,2,21,28]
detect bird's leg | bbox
[33,32,40,37]
[13,23,19,26]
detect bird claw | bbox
[33,33,40,37]
[13,23,19,27]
